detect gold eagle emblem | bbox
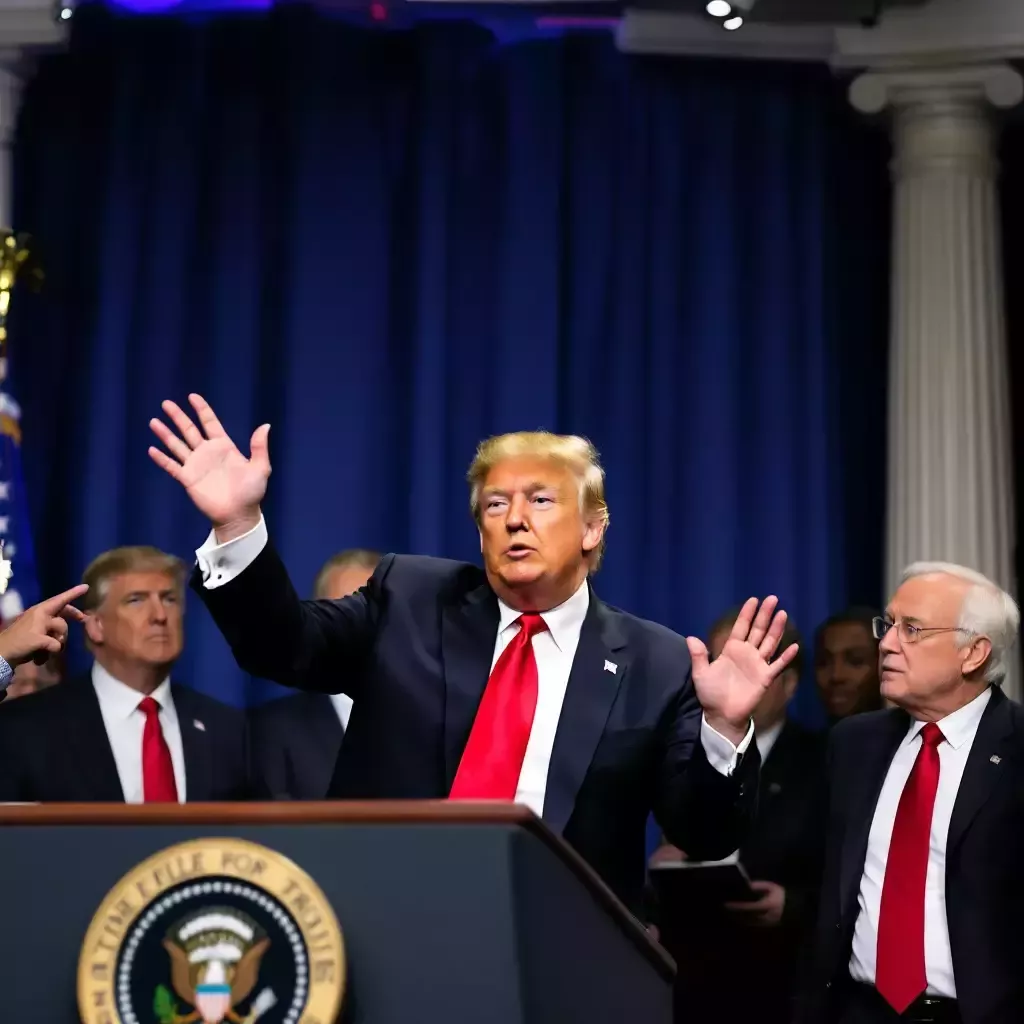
[155,908,276,1024]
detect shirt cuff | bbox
[700,715,755,777]
[195,515,269,590]
[0,655,13,691]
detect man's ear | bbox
[962,635,992,678]
[83,612,103,647]
[581,519,605,556]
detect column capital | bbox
[850,64,1023,178]
[849,63,1024,116]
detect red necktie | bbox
[449,613,547,800]
[876,721,944,1012]
[139,696,179,803]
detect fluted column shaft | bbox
[851,64,1023,699]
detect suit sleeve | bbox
[192,536,391,700]
[652,674,760,861]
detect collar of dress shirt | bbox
[496,578,590,652]
[91,661,175,720]
[903,684,993,751]
[755,717,785,763]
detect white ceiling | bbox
[0,0,1021,69]
[619,0,1024,65]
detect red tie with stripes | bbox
[139,695,179,803]
[876,721,944,1012]
[449,613,548,800]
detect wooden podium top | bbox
[0,800,675,978]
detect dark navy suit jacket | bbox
[195,545,760,912]
[249,691,344,800]
[798,687,1024,1024]
[0,675,251,802]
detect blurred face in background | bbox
[318,563,374,600]
[84,571,184,676]
[6,654,61,700]
[815,620,880,719]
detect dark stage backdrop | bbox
[10,6,890,723]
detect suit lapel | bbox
[441,582,501,790]
[756,721,797,807]
[305,693,345,747]
[839,710,908,918]
[63,678,125,800]
[173,685,212,802]
[947,687,1014,855]
[543,597,627,835]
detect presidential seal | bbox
[77,838,345,1024]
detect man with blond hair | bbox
[800,562,1023,1024]
[149,394,799,910]
[0,545,251,802]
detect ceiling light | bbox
[706,1,731,15]
[723,15,743,29]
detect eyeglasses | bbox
[872,616,972,645]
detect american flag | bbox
[0,354,39,623]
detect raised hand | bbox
[149,394,271,541]
[0,584,89,668]
[686,596,799,743]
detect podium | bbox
[0,802,674,1023]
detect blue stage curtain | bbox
[11,6,889,720]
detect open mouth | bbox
[506,544,535,560]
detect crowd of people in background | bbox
[0,534,883,1022]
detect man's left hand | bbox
[724,880,786,927]
[686,596,799,742]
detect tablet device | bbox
[649,854,758,909]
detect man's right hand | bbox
[148,394,271,543]
[0,584,89,667]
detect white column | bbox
[850,64,1023,700]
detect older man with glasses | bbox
[799,561,1023,1024]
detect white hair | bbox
[899,561,1020,685]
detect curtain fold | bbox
[11,6,890,720]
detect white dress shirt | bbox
[196,516,753,817]
[754,717,785,765]
[92,662,187,803]
[330,692,353,731]
[849,685,992,997]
